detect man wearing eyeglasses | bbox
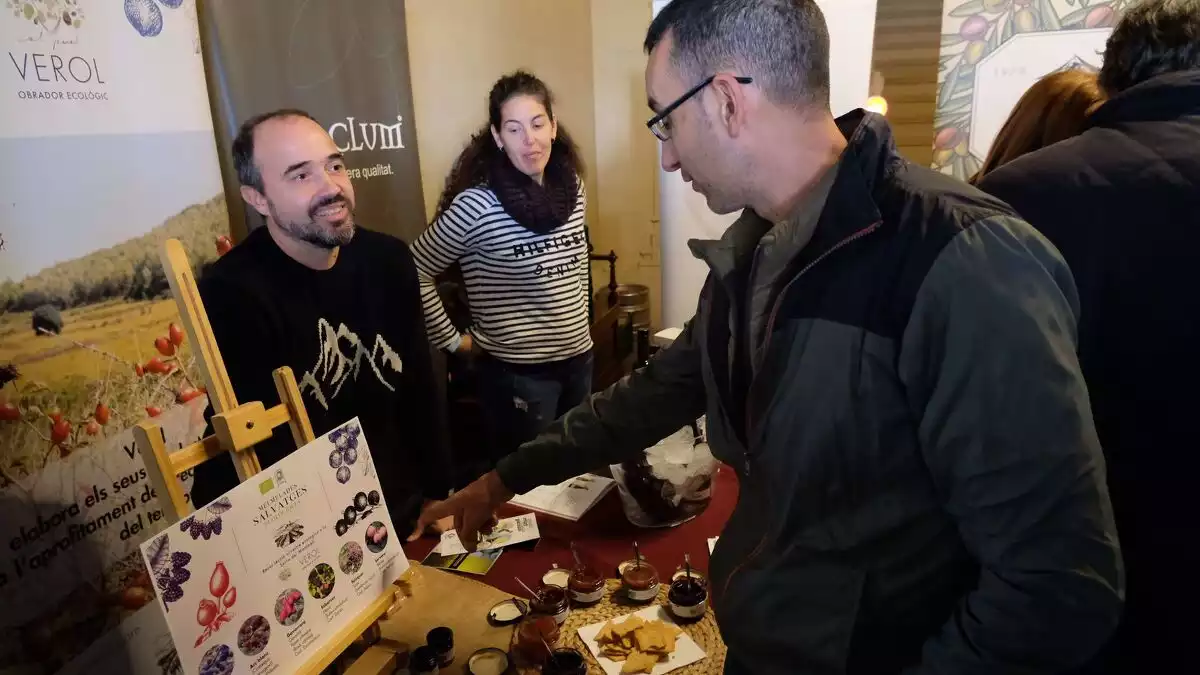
[413,1,1122,672]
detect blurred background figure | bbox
[969,68,1104,184]
[978,1,1200,671]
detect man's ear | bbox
[240,185,270,218]
[711,73,749,139]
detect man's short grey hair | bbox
[644,0,830,108]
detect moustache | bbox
[309,194,349,219]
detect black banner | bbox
[198,0,426,242]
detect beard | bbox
[269,194,356,249]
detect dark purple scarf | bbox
[488,142,579,235]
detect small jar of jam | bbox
[542,647,588,675]
[513,615,560,666]
[567,564,605,605]
[530,583,570,625]
[667,569,708,622]
[617,559,660,603]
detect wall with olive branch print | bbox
[934,0,1140,178]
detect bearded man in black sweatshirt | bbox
[191,109,452,534]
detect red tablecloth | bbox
[402,465,739,598]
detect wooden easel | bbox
[134,238,413,674]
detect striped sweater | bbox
[410,184,593,363]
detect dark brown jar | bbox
[667,570,708,622]
[618,559,660,603]
[530,583,570,625]
[568,564,605,605]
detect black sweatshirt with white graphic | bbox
[190,226,450,526]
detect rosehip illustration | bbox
[146,358,167,374]
[210,561,230,597]
[49,409,63,423]
[168,322,185,347]
[154,336,175,357]
[223,586,237,607]
[51,418,70,444]
[85,420,101,436]
[95,403,111,425]
[215,235,233,256]
[122,587,152,610]
[0,403,19,422]
[145,406,162,418]
[135,363,145,378]
[197,598,218,626]
[176,387,202,404]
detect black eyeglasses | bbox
[646,74,753,141]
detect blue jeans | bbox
[476,350,594,463]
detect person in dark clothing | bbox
[413,2,1123,673]
[978,2,1200,670]
[191,109,453,535]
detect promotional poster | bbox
[0,1,225,672]
[198,0,426,242]
[140,419,408,675]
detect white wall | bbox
[654,0,880,329]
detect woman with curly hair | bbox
[411,70,591,464]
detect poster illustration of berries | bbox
[137,418,410,674]
[934,0,1136,180]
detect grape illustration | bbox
[354,492,369,511]
[336,465,351,484]
[335,520,349,537]
[328,449,343,469]
[343,445,358,465]
[124,0,162,37]
[367,490,381,506]
[343,506,357,525]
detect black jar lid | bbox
[426,626,453,650]
[486,598,528,626]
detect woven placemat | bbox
[513,579,725,674]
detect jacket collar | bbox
[689,109,893,278]
[1088,69,1200,129]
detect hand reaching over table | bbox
[409,470,513,550]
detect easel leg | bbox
[135,422,190,522]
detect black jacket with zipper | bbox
[497,110,1123,674]
[979,70,1200,673]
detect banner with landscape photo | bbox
[0,1,227,673]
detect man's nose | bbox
[661,140,681,172]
